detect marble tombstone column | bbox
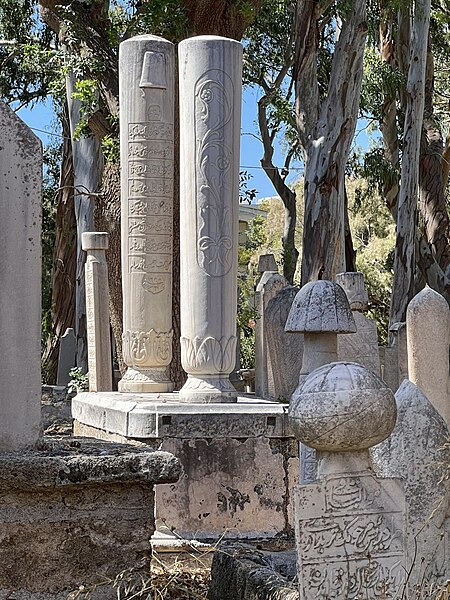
[178,36,242,403]
[82,232,113,392]
[118,35,175,393]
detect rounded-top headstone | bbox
[289,361,397,451]
[335,271,368,311]
[285,280,356,333]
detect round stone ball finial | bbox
[289,361,397,452]
[285,280,356,333]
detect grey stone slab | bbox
[72,392,294,439]
[56,328,76,386]
[371,379,450,588]
[209,544,298,600]
[265,285,302,401]
[0,102,42,451]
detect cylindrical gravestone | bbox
[118,35,175,393]
[82,232,113,392]
[179,36,242,403]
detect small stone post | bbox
[82,232,113,392]
[383,321,408,392]
[0,102,41,451]
[178,36,242,403]
[118,35,175,393]
[290,362,405,599]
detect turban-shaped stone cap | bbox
[289,361,397,451]
[284,280,356,333]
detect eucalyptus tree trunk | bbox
[419,45,450,274]
[389,0,431,326]
[66,73,104,372]
[258,95,298,284]
[295,0,367,285]
[41,102,76,382]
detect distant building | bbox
[238,202,267,245]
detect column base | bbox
[118,367,174,393]
[179,375,238,403]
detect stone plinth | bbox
[179,36,242,403]
[0,437,180,598]
[72,393,298,540]
[0,102,42,451]
[82,232,112,391]
[118,35,175,393]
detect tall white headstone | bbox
[82,232,113,392]
[0,102,42,450]
[178,36,242,403]
[118,35,175,393]
[406,286,450,425]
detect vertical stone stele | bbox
[289,361,405,600]
[118,35,175,393]
[255,272,288,399]
[0,102,41,451]
[406,286,450,425]
[336,271,381,376]
[82,232,113,392]
[178,36,242,403]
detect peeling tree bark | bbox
[258,93,298,284]
[42,102,76,382]
[418,43,450,274]
[295,0,367,285]
[389,0,431,326]
[66,73,104,372]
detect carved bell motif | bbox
[139,51,167,88]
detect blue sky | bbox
[16,87,373,200]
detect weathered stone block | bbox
[0,437,180,598]
[72,395,298,540]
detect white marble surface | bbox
[178,36,242,402]
[82,232,113,391]
[407,286,450,425]
[118,35,175,393]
